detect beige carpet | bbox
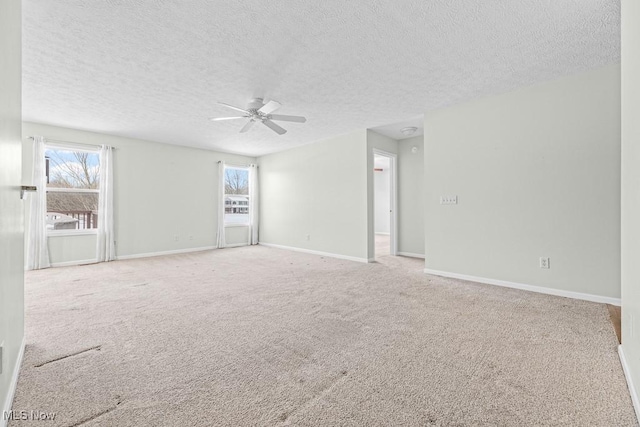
[11,246,637,426]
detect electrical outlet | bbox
[539,257,550,269]
[440,195,458,205]
[174,235,179,242]
[189,235,194,241]
[305,234,310,241]
[0,341,3,374]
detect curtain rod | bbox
[217,161,257,168]
[29,136,115,150]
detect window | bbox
[224,166,249,225]
[45,146,100,233]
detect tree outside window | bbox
[224,167,249,225]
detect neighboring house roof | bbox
[47,191,98,213]
[225,196,249,202]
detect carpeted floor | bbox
[11,245,637,426]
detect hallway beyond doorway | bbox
[375,233,390,259]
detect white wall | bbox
[259,130,369,261]
[0,0,24,421]
[48,235,99,266]
[258,128,423,262]
[374,165,391,234]
[225,226,250,248]
[621,0,640,414]
[22,122,255,264]
[398,136,424,257]
[424,64,621,300]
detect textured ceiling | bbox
[23,0,620,156]
[371,115,425,141]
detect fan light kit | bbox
[401,126,418,136]
[209,98,306,135]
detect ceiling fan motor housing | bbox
[247,98,268,121]
[247,98,265,110]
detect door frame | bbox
[373,149,398,256]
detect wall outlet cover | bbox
[440,195,458,205]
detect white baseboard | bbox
[423,268,621,306]
[258,242,369,264]
[117,246,216,260]
[1,337,26,427]
[224,243,248,248]
[53,244,247,264]
[398,252,425,259]
[619,345,640,423]
[50,259,98,268]
[375,232,390,236]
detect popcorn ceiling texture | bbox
[22,0,620,156]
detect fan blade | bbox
[240,120,255,133]
[258,100,281,115]
[209,116,248,121]
[218,102,250,114]
[262,119,287,135]
[268,114,306,123]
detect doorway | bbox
[373,150,397,259]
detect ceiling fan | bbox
[209,98,306,135]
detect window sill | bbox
[224,224,250,228]
[47,229,98,237]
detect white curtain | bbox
[96,145,115,262]
[248,164,259,245]
[27,136,51,270]
[216,161,226,248]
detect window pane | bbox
[45,148,100,189]
[225,195,250,224]
[224,168,248,195]
[224,167,249,224]
[46,192,99,230]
